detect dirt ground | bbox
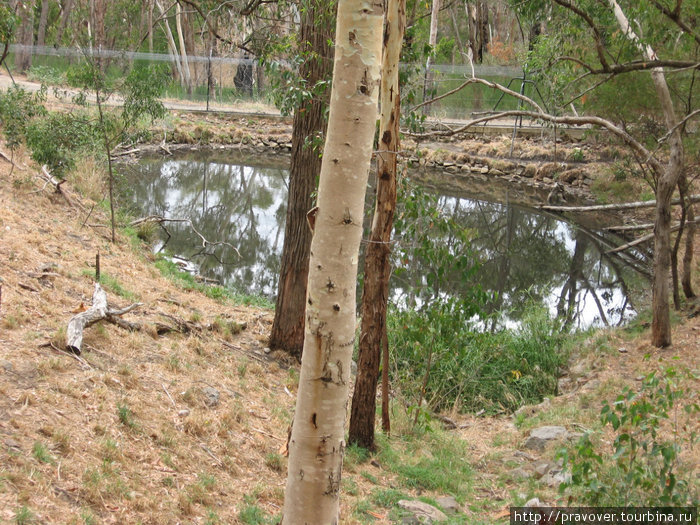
[0,127,698,523]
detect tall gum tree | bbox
[348,0,406,450]
[281,0,383,523]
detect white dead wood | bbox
[66,283,143,354]
[539,194,700,212]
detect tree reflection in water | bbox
[121,153,646,329]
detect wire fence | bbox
[4,44,533,118]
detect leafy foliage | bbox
[25,111,101,178]
[388,180,567,413]
[0,86,47,152]
[561,366,699,506]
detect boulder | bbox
[398,500,448,523]
[523,426,569,451]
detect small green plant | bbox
[561,366,699,506]
[264,453,285,473]
[117,403,136,429]
[80,508,97,525]
[32,441,55,464]
[13,506,34,525]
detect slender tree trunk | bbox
[55,0,73,46]
[92,0,106,70]
[148,0,154,53]
[609,0,684,347]
[15,0,35,72]
[348,0,405,451]
[270,0,335,358]
[282,1,383,522]
[678,172,696,299]
[36,0,49,47]
[175,1,192,93]
[422,0,440,108]
[155,0,185,86]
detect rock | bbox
[569,360,588,377]
[4,437,21,450]
[202,386,220,408]
[512,450,537,462]
[435,495,460,515]
[525,497,542,508]
[533,461,554,479]
[541,469,571,487]
[1,360,14,373]
[480,165,489,174]
[351,360,358,376]
[557,377,572,393]
[514,398,550,419]
[523,426,569,451]
[398,500,448,523]
[510,467,533,480]
[401,517,421,525]
[178,409,190,417]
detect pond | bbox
[119,151,648,330]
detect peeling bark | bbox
[282,1,383,522]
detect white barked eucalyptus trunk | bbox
[281,1,384,524]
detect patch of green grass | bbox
[371,488,409,508]
[351,499,374,523]
[360,471,378,484]
[13,506,34,525]
[81,269,138,301]
[80,509,98,525]
[342,477,359,496]
[32,441,55,464]
[344,442,371,471]
[117,403,136,429]
[264,453,284,473]
[154,254,273,308]
[376,431,472,500]
[238,496,280,525]
[186,473,216,505]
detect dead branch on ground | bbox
[66,283,143,354]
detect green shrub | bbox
[0,86,46,152]
[389,305,567,413]
[25,112,100,178]
[27,65,66,85]
[560,366,699,506]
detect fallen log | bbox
[607,219,700,254]
[66,283,142,354]
[539,194,700,212]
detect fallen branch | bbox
[66,283,143,354]
[539,194,700,212]
[37,165,85,211]
[607,219,700,254]
[130,215,241,258]
[110,147,142,158]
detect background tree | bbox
[412,0,700,347]
[348,0,406,450]
[282,0,383,521]
[269,0,336,358]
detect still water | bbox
[120,151,647,330]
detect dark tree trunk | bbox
[269,0,335,358]
[468,0,489,63]
[348,0,405,450]
[15,0,35,72]
[678,172,696,300]
[55,0,73,46]
[36,0,49,47]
